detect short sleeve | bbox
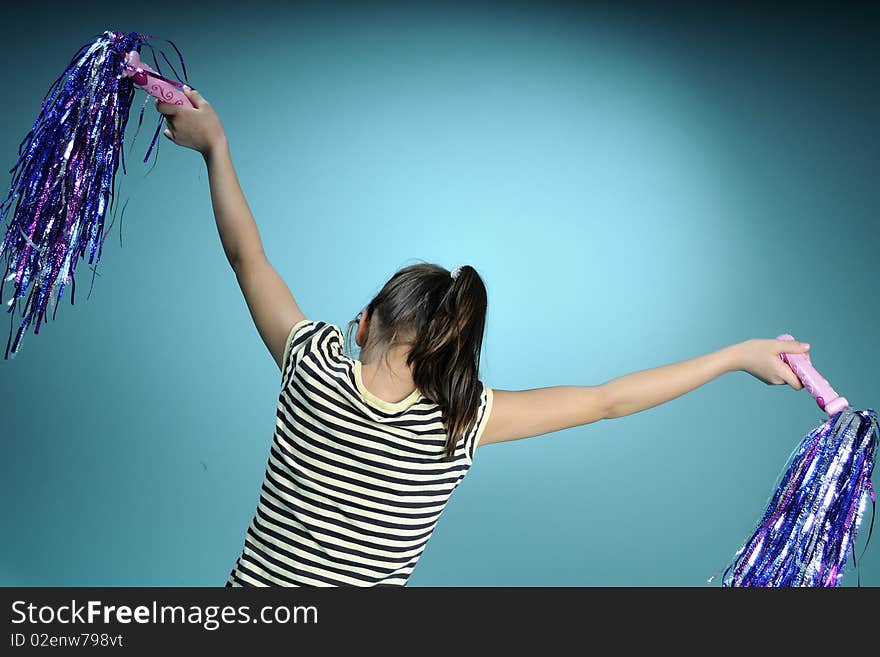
[280,319,323,389]
[465,383,494,461]
[281,319,347,389]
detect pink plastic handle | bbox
[121,51,193,107]
[776,333,849,416]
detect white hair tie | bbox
[450,265,464,280]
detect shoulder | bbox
[282,319,319,362]
[281,320,347,386]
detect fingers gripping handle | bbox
[776,333,849,416]
[122,51,193,107]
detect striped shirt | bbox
[226,318,494,586]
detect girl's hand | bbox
[155,86,226,156]
[733,338,812,390]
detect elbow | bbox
[230,249,266,275]
[226,245,245,273]
[596,384,617,420]
[576,385,615,424]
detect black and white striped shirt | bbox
[226,318,494,586]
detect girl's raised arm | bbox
[478,338,811,447]
[156,87,306,370]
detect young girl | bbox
[157,86,813,587]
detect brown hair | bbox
[344,261,488,459]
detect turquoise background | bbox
[1,1,878,586]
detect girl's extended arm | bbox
[156,87,306,370]
[478,338,812,447]
[600,343,737,419]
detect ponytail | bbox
[345,262,488,459]
[409,265,487,458]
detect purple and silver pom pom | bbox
[722,407,877,586]
[0,31,189,358]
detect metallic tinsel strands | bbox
[0,31,188,358]
[723,407,878,586]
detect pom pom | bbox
[0,31,189,358]
[722,407,878,586]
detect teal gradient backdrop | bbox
[1,1,878,586]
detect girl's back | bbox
[226,319,493,586]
